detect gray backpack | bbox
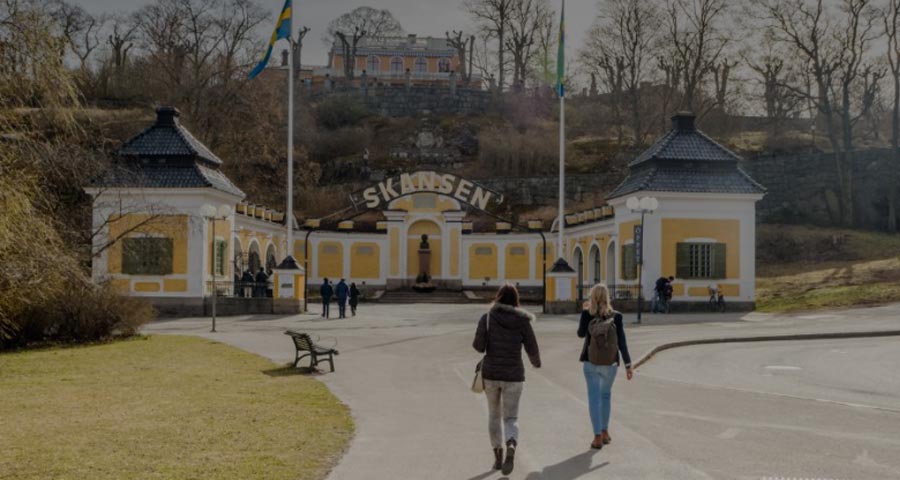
[587,312,619,365]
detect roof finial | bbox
[156,106,180,126]
[672,112,696,131]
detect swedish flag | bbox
[249,0,292,79]
[556,0,565,97]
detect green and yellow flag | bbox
[556,0,565,97]
[249,0,292,79]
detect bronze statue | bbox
[420,234,430,250]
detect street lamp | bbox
[201,204,233,333]
[626,196,658,324]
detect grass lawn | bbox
[0,335,353,480]
[757,257,900,312]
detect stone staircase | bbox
[377,289,486,304]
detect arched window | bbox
[248,242,261,274]
[589,245,601,284]
[414,57,427,73]
[390,56,404,74]
[438,58,451,73]
[367,55,380,73]
[233,239,244,275]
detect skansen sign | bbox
[350,171,505,211]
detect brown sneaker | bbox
[601,430,612,445]
[590,435,604,449]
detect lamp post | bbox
[302,219,320,313]
[201,204,233,333]
[626,196,658,324]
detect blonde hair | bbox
[587,284,613,318]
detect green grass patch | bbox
[0,335,353,480]
[757,281,900,313]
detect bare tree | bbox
[464,0,515,91]
[582,0,661,145]
[885,0,900,232]
[533,6,556,86]
[52,1,105,72]
[665,0,731,113]
[107,13,138,77]
[753,0,884,226]
[325,7,403,80]
[292,26,310,77]
[505,0,552,88]
[447,30,475,83]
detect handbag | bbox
[471,312,490,393]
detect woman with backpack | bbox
[473,284,541,475]
[578,284,633,450]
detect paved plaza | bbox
[144,304,900,480]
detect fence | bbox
[577,283,643,305]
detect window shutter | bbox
[676,243,691,278]
[621,244,636,280]
[712,243,726,278]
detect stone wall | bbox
[742,148,900,229]
[310,84,493,117]
[479,173,623,207]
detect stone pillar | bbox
[547,258,578,314]
[449,70,458,95]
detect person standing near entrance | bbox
[348,282,360,316]
[335,279,349,319]
[578,284,633,449]
[472,284,541,475]
[320,278,333,318]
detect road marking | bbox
[764,365,803,371]
[717,427,742,439]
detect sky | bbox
[71,0,597,69]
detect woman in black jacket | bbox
[577,284,634,449]
[473,284,541,475]
[348,282,360,316]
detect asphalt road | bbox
[144,303,900,480]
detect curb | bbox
[633,329,900,369]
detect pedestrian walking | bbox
[255,268,268,298]
[335,279,349,319]
[472,283,541,475]
[578,284,634,450]
[320,278,333,318]
[349,282,360,316]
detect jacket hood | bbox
[488,303,536,328]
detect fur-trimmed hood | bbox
[488,303,536,329]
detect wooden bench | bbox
[285,330,338,372]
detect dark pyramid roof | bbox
[629,113,741,167]
[93,106,244,198]
[608,113,765,199]
[118,106,223,167]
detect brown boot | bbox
[502,439,516,475]
[492,448,503,470]
[601,430,612,445]
[590,434,604,449]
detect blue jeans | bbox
[583,362,618,435]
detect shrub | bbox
[315,95,371,130]
[312,126,371,161]
[478,127,557,176]
[0,144,154,350]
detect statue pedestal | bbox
[417,249,431,277]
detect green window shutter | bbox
[122,237,173,275]
[621,244,636,280]
[676,243,691,279]
[711,243,726,279]
[215,240,227,276]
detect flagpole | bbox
[286,35,294,256]
[557,0,565,258]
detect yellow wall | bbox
[392,194,459,213]
[134,282,160,293]
[689,285,740,296]
[469,244,498,280]
[351,242,381,279]
[318,241,343,279]
[535,243,555,280]
[294,240,306,265]
[661,218,740,279]
[504,244,530,280]
[163,279,187,292]
[389,228,400,275]
[108,214,189,275]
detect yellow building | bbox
[327,35,464,85]
[87,109,763,315]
